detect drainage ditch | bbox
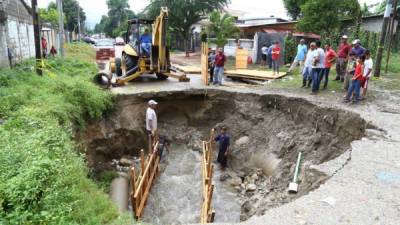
[81,90,367,225]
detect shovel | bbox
[288,152,302,193]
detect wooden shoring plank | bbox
[130,167,137,217]
[136,154,159,218]
[140,149,145,175]
[206,184,214,215]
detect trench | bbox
[82,90,367,224]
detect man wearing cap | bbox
[288,39,308,74]
[351,39,365,58]
[213,48,227,86]
[146,100,158,151]
[335,35,352,82]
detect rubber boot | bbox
[302,79,306,88]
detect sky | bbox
[38,0,382,28]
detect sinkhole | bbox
[81,90,367,225]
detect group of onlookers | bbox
[208,48,227,86]
[287,35,373,103]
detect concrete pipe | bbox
[110,172,129,214]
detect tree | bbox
[63,0,86,32]
[39,7,59,27]
[207,11,239,48]
[94,0,135,37]
[145,0,230,52]
[296,0,360,40]
[283,0,307,20]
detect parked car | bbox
[83,36,97,45]
[95,39,115,61]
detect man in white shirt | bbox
[311,41,325,94]
[302,42,316,88]
[146,100,158,151]
[362,50,373,99]
[261,44,268,66]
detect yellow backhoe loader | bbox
[106,7,189,86]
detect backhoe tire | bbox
[115,58,122,77]
[124,54,138,75]
[156,73,168,80]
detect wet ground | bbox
[142,145,241,225]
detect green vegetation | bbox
[94,0,135,37]
[145,0,229,52]
[0,43,133,224]
[207,11,240,48]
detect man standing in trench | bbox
[214,126,230,170]
[146,100,158,152]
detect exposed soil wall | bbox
[81,89,367,222]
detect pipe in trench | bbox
[109,172,129,214]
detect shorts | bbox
[361,77,369,89]
[261,54,267,61]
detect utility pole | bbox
[374,0,393,77]
[385,0,398,73]
[77,6,81,41]
[57,0,65,56]
[31,0,42,75]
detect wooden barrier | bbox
[129,141,160,220]
[201,42,210,86]
[201,129,215,223]
[236,48,248,69]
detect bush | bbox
[0,46,122,224]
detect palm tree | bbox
[207,11,240,48]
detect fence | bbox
[201,42,209,85]
[129,142,160,220]
[200,129,215,223]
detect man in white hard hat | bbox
[146,100,158,151]
[335,35,352,82]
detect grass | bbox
[0,43,136,225]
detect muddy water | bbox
[142,144,241,225]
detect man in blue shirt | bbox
[351,39,365,57]
[288,39,308,74]
[267,44,274,69]
[214,126,230,170]
[140,29,152,56]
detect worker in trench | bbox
[214,126,230,171]
[146,100,158,152]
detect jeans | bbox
[321,68,331,89]
[346,79,361,102]
[272,60,279,73]
[311,68,323,92]
[209,66,214,84]
[267,55,272,69]
[213,66,224,85]
[141,42,151,55]
[302,67,312,80]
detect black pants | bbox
[217,150,227,168]
[209,66,214,83]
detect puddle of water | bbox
[142,144,241,225]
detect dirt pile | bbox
[81,90,367,222]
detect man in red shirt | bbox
[41,37,48,58]
[271,41,281,76]
[321,43,337,89]
[335,35,351,82]
[213,48,226,86]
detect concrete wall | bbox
[0,0,35,68]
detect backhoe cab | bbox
[108,7,189,86]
